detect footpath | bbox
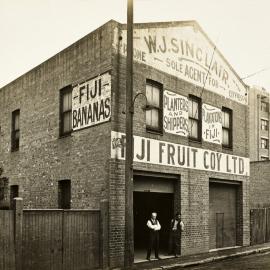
[132,243,270,270]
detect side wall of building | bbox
[249,87,270,161]
[0,21,116,209]
[249,88,259,161]
[250,161,270,208]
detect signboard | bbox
[115,25,248,105]
[163,90,189,136]
[111,131,249,176]
[72,73,111,131]
[202,104,222,144]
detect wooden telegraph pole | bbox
[124,0,134,268]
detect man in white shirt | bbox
[168,212,184,257]
[146,212,161,260]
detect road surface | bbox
[183,251,270,270]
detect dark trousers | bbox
[146,231,159,258]
[168,231,180,255]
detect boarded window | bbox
[58,180,71,209]
[11,109,20,151]
[10,185,19,210]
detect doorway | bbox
[133,174,176,261]
[134,191,174,253]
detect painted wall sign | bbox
[163,90,189,136]
[111,131,249,176]
[72,73,111,131]
[115,25,248,105]
[202,104,222,144]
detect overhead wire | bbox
[188,44,217,132]
[241,67,270,80]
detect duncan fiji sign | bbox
[72,73,111,131]
[111,131,249,176]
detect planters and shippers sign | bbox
[111,131,249,176]
[163,90,189,136]
[202,104,222,144]
[72,73,111,131]
[115,24,247,105]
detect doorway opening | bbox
[133,173,177,262]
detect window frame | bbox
[261,156,269,161]
[261,101,268,112]
[188,95,202,142]
[222,107,233,149]
[261,119,269,131]
[145,79,163,134]
[11,109,20,152]
[261,137,269,149]
[59,85,72,137]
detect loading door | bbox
[209,182,238,249]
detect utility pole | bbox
[124,0,134,268]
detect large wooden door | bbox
[22,210,100,270]
[209,182,238,249]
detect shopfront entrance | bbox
[133,173,177,261]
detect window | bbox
[261,119,269,131]
[261,138,268,149]
[60,86,72,136]
[188,95,201,141]
[10,185,19,210]
[261,101,268,112]
[261,156,269,161]
[146,80,162,132]
[11,109,20,151]
[58,180,71,209]
[222,107,232,148]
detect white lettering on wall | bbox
[72,73,111,131]
[115,25,248,105]
[111,131,249,176]
[163,90,189,136]
[202,104,222,144]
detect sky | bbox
[0,0,270,90]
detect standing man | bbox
[168,212,184,257]
[146,212,161,260]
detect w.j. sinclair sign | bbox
[115,23,248,105]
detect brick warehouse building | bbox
[0,20,250,268]
[249,86,270,161]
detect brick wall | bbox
[250,161,270,208]
[108,21,250,267]
[0,20,118,210]
[0,19,251,269]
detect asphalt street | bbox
[183,251,270,270]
